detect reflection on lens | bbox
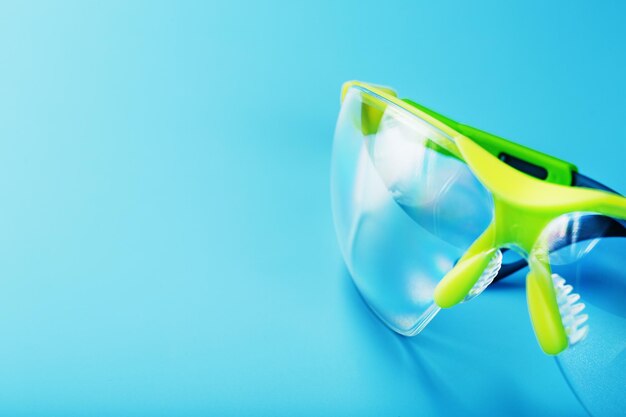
[542,212,626,417]
[331,86,494,334]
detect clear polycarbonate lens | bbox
[331,86,494,335]
[541,212,626,417]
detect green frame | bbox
[341,81,626,355]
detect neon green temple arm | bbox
[403,99,578,186]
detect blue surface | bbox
[0,1,624,415]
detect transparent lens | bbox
[542,212,626,417]
[331,87,494,335]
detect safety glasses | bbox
[331,81,625,415]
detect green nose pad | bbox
[434,250,497,308]
[434,223,498,308]
[526,259,569,355]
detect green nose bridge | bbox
[433,135,625,354]
[434,138,570,354]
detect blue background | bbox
[0,1,624,415]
